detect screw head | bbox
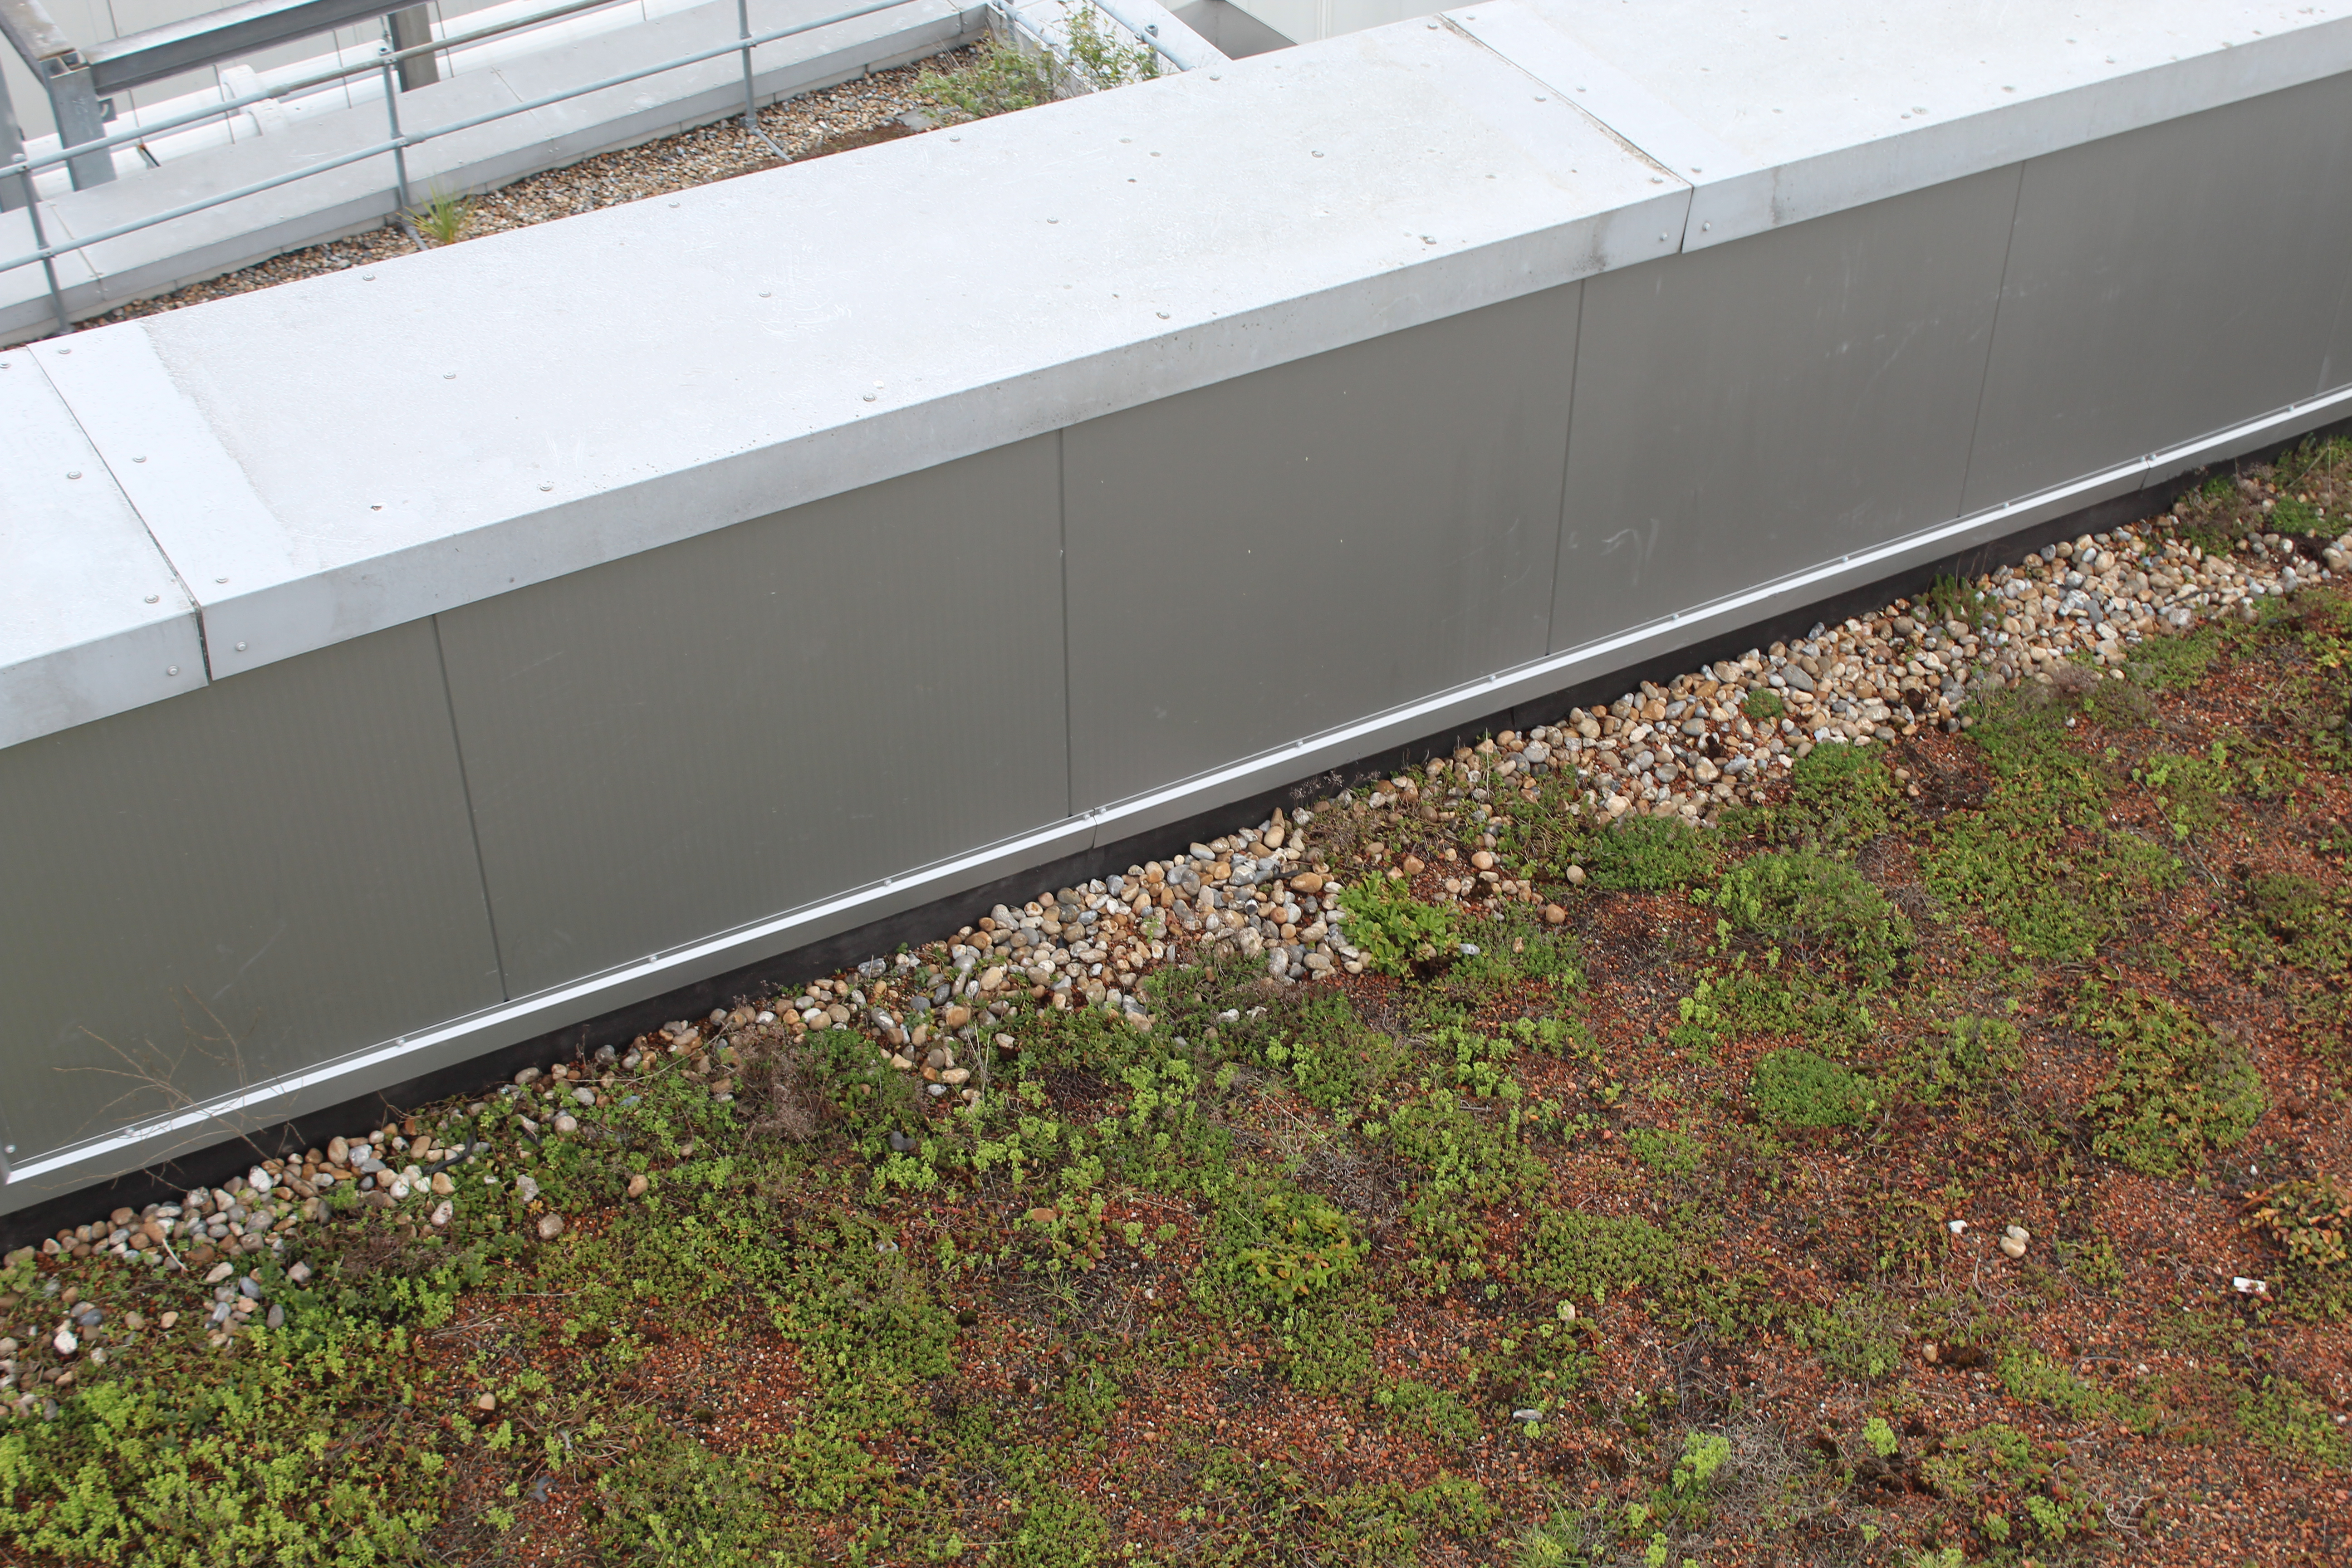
[235,641,248,652]
[215,577,228,584]
[538,482,553,492]
[65,470,80,479]
[167,666,180,676]
[145,594,159,603]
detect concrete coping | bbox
[5,0,2347,751]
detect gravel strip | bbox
[69,49,976,333]
[10,497,2345,1313]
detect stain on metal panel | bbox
[1557,165,2018,651]
[0,622,502,1167]
[1061,284,1578,809]
[435,436,1067,998]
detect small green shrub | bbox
[2125,626,2223,692]
[2244,1174,2349,1273]
[1000,1479,1112,1568]
[916,38,1058,120]
[2077,991,2264,1178]
[1750,1048,1873,1128]
[1923,691,2180,962]
[1742,686,1785,723]
[1625,1127,1702,1176]
[2243,1175,2351,1317]
[1998,1346,2104,1420]
[1264,990,1406,1109]
[2132,746,2233,840]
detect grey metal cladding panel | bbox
[436,436,1067,999]
[1555,165,2019,651]
[0,622,502,1166]
[1965,73,2352,514]
[1062,284,1578,809]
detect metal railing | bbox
[2,0,935,335]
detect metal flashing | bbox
[0,347,203,747]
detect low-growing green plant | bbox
[1799,1290,1906,1381]
[1209,1186,1363,1310]
[1624,1126,1702,1177]
[2243,1174,2351,1318]
[590,1426,787,1566]
[1924,690,2180,961]
[1372,1377,1480,1446]
[1581,813,1715,891]
[1750,1048,1874,1128]
[2238,1375,2351,1469]
[1769,742,1899,855]
[2243,1174,2350,1273]
[1905,1015,2023,1104]
[2076,990,2264,1178]
[1337,874,1454,975]
[2133,744,2234,840]
[1704,850,1911,987]
[1741,686,1785,723]
[1524,1210,1681,1307]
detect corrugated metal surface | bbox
[1964,74,2352,512]
[1062,284,1579,809]
[435,437,1068,998]
[1554,165,2019,651]
[0,622,501,1170]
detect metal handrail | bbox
[2,0,647,181]
[3,0,930,333]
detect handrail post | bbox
[20,163,67,334]
[380,56,410,214]
[737,0,788,160]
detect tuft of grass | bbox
[409,188,468,246]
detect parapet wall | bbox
[5,0,2350,1210]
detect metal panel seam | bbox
[1950,161,2028,526]
[1058,425,1075,823]
[26,348,208,680]
[431,614,511,1003]
[1541,277,1584,660]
